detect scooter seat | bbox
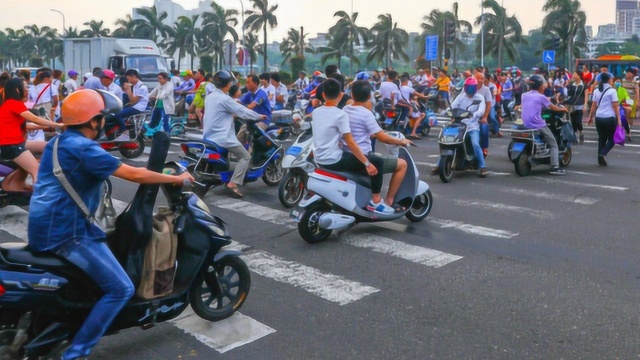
[0,160,17,169]
[200,140,229,157]
[0,242,69,268]
[318,168,371,188]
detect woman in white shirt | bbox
[588,72,622,166]
[147,72,175,132]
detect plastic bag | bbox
[614,125,626,146]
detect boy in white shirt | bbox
[259,72,276,109]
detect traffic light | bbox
[445,20,456,44]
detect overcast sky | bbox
[2,0,615,40]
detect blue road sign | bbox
[425,35,439,61]
[543,50,556,64]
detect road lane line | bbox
[340,233,462,268]
[0,206,29,241]
[453,199,554,219]
[212,198,464,267]
[498,188,599,205]
[428,218,519,239]
[172,308,275,354]
[584,140,640,148]
[533,177,628,191]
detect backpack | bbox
[136,207,178,299]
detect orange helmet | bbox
[61,89,122,126]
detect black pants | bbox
[595,116,616,156]
[501,99,513,121]
[570,110,584,132]
[321,151,384,194]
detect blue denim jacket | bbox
[28,130,121,251]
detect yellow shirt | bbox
[436,76,451,92]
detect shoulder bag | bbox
[52,137,117,235]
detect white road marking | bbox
[499,188,599,205]
[0,206,29,241]
[569,170,602,177]
[340,233,462,268]
[415,161,438,167]
[583,140,640,148]
[453,200,554,219]
[428,218,519,239]
[533,177,628,192]
[172,308,275,354]
[212,198,463,267]
[241,250,379,305]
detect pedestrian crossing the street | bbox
[0,131,634,355]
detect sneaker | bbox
[579,134,584,144]
[478,168,488,178]
[550,166,566,176]
[598,154,607,167]
[366,200,395,215]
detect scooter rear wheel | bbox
[119,135,146,159]
[514,153,531,177]
[189,256,251,322]
[405,190,433,222]
[559,147,572,167]
[298,203,332,244]
[262,150,285,186]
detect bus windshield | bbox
[125,56,169,76]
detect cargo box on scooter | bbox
[272,110,294,125]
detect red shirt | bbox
[0,99,28,145]
[583,72,593,85]
[194,79,204,90]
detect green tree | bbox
[279,27,313,66]
[542,0,587,68]
[449,2,473,68]
[316,30,345,68]
[244,32,262,73]
[244,0,278,71]
[113,15,137,38]
[165,16,199,70]
[133,5,172,43]
[595,42,622,57]
[331,11,369,76]
[80,20,111,38]
[474,0,524,68]
[367,14,409,68]
[418,10,447,67]
[201,1,239,70]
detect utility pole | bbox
[480,3,484,67]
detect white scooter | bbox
[278,116,316,208]
[292,132,433,244]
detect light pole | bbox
[480,3,484,68]
[50,9,66,36]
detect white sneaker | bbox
[366,200,394,215]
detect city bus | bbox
[576,55,640,77]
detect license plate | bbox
[443,127,459,136]
[512,142,525,152]
[385,118,394,125]
[286,146,302,156]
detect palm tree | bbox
[331,11,369,76]
[474,0,524,69]
[64,27,80,38]
[449,2,473,68]
[315,31,345,68]
[113,15,137,38]
[542,0,587,68]
[419,9,447,67]
[80,20,111,38]
[4,28,28,67]
[201,1,239,70]
[134,5,172,43]
[244,32,262,73]
[174,15,200,69]
[279,27,313,65]
[244,0,278,71]
[367,14,409,69]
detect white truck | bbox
[63,38,172,89]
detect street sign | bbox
[542,50,555,64]
[425,35,438,61]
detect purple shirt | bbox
[522,91,551,129]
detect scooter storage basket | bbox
[137,207,178,299]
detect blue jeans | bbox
[467,130,486,169]
[148,107,170,132]
[115,107,142,132]
[54,238,134,359]
[489,106,500,134]
[480,123,489,150]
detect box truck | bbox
[63,38,170,89]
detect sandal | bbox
[223,185,243,199]
[407,135,422,140]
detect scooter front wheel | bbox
[278,171,306,208]
[262,150,285,186]
[438,156,454,183]
[298,203,332,244]
[189,256,251,322]
[559,147,572,167]
[514,153,531,177]
[406,189,433,222]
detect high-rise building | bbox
[617,0,640,35]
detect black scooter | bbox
[0,133,250,359]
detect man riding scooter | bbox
[521,74,568,176]
[431,77,488,178]
[343,80,413,211]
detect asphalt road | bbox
[1,124,639,359]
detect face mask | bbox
[615,82,621,88]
